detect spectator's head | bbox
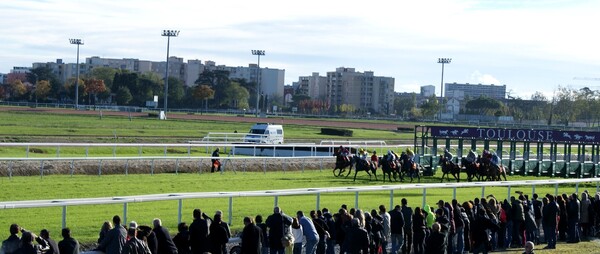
[437,200,444,208]
[101,221,113,232]
[273,207,281,214]
[432,222,441,233]
[351,218,360,227]
[533,193,539,200]
[112,215,121,226]
[21,231,34,245]
[401,198,407,206]
[297,210,305,218]
[9,224,19,235]
[153,218,162,228]
[177,222,188,233]
[193,208,202,219]
[341,204,348,210]
[572,192,579,200]
[395,205,401,211]
[322,208,329,214]
[214,213,222,223]
[243,217,252,226]
[40,229,49,239]
[452,199,458,206]
[548,194,555,203]
[61,228,71,239]
[524,241,534,254]
[215,210,223,216]
[292,218,300,229]
[435,208,444,217]
[317,210,323,217]
[371,209,378,218]
[255,215,263,223]
[129,221,138,230]
[310,210,317,219]
[379,204,386,213]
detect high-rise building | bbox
[445,82,506,100]
[420,85,436,97]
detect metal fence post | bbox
[355,192,359,209]
[422,188,427,208]
[62,206,67,229]
[229,197,233,226]
[178,199,183,224]
[389,190,394,210]
[123,203,128,226]
[316,193,321,211]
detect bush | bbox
[321,128,353,137]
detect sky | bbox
[2,0,600,99]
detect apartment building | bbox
[445,82,506,101]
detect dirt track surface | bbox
[3,106,413,131]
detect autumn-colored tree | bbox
[84,79,107,104]
[34,80,52,101]
[193,84,215,110]
[10,80,27,100]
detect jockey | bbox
[466,149,477,163]
[370,150,379,167]
[406,147,415,161]
[490,151,500,167]
[359,148,370,167]
[337,145,350,162]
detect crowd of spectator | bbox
[2,190,599,254]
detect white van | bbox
[244,123,284,144]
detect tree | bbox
[419,95,441,119]
[115,86,132,105]
[167,77,185,107]
[221,81,249,109]
[394,93,416,118]
[10,80,27,100]
[84,79,107,105]
[30,67,61,100]
[34,80,52,102]
[195,70,230,107]
[89,67,117,90]
[192,85,215,111]
[64,77,85,104]
[465,96,504,115]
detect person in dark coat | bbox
[17,231,41,254]
[322,209,336,254]
[400,199,413,254]
[211,148,221,173]
[152,218,178,254]
[172,223,190,254]
[208,214,229,254]
[121,222,151,254]
[412,207,427,254]
[242,217,263,254]
[57,228,80,254]
[1,224,21,254]
[97,215,127,254]
[343,218,369,254]
[189,209,212,254]
[254,215,269,254]
[388,205,404,254]
[557,195,568,241]
[425,223,446,254]
[137,225,158,254]
[265,207,293,254]
[542,195,558,249]
[567,193,581,243]
[39,229,60,254]
[470,209,500,254]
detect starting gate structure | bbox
[414,125,600,178]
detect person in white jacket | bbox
[291,218,303,254]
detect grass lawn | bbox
[1,170,598,253]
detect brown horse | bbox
[438,156,461,182]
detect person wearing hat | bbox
[211,148,221,173]
[370,151,379,169]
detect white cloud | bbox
[469,71,501,85]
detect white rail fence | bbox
[1,179,599,230]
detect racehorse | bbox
[480,161,508,181]
[333,153,378,181]
[333,151,354,177]
[438,156,461,182]
[379,154,402,182]
[400,153,421,182]
[460,157,480,182]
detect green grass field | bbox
[1,108,600,253]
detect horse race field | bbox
[0,106,599,253]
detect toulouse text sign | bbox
[429,126,600,143]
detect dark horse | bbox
[438,156,461,182]
[379,154,402,182]
[480,161,508,181]
[400,153,421,182]
[461,157,480,182]
[333,154,377,181]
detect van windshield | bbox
[249,129,266,134]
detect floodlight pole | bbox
[438,57,451,120]
[162,30,180,119]
[252,50,265,117]
[69,39,84,109]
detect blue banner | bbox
[429,126,599,143]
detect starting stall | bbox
[414,125,600,178]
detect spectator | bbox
[322,208,336,254]
[523,241,535,254]
[310,210,328,254]
[580,192,591,239]
[412,207,426,254]
[470,208,500,254]
[58,228,80,254]
[121,221,151,254]
[291,218,303,254]
[266,207,293,254]
[255,215,269,254]
[17,231,43,254]
[152,218,178,254]
[378,205,391,254]
[531,194,543,244]
[216,210,232,254]
[400,199,412,254]
[172,223,190,254]
[511,196,525,247]
[97,215,127,254]
[208,213,229,254]
[452,199,465,254]
[1,224,21,254]
[567,193,581,243]
[368,210,384,254]
[189,209,212,254]
[297,210,319,254]
[542,194,558,249]
[557,195,568,241]
[343,218,369,254]
[137,225,158,254]
[39,229,60,254]
[424,223,446,254]
[524,205,537,248]
[242,217,263,254]
[98,221,113,244]
[211,148,221,173]
[389,205,404,254]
